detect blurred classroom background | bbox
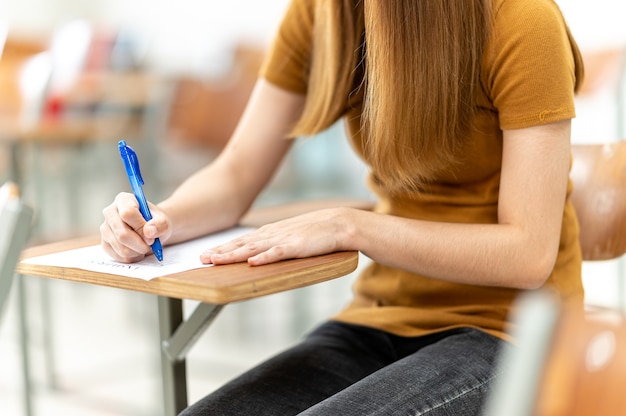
[1,0,626,415]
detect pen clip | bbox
[119,140,144,185]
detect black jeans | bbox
[179,321,506,416]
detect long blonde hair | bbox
[291,0,492,192]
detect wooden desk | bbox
[17,234,359,415]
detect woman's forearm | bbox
[344,208,556,289]
[157,159,248,245]
[157,79,305,245]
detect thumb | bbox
[144,217,169,240]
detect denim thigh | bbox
[179,322,506,416]
[299,327,505,416]
[179,321,395,416]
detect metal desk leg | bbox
[158,297,187,416]
[17,274,34,416]
[158,297,224,416]
[8,141,22,186]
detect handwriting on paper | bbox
[22,227,255,281]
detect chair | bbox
[165,44,265,153]
[0,181,33,317]
[482,142,626,415]
[482,291,626,416]
[577,47,626,138]
[0,181,34,416]
[569,141,626,261]
[569,141,626,313]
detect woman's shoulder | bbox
[488,0,575,53]
[492,0,567,23]
[259,0,317,95]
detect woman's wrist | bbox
[334,206,365,252]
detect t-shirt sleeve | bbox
[485,0,583,130]
[259,0,314,95]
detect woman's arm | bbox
[100,80,305,262]
[158,80,306,244]
[203,120,571,290]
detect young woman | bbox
[101,0,584,414]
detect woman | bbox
[101,0,584,414]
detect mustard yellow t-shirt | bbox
[261,0,584,340]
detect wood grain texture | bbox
[570,142,626,261]
[17,235,359,305]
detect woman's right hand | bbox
[100,192,172,263]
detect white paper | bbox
[21,227,255,281]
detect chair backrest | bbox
[569,141,626,261]
[482,291,626,416]
[482,143,626,415]
[0,182,33,319]
[165,44,265,152]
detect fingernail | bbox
[200,253,212,264]
[204,251,224,261]
[212,253,224,261]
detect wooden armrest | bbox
[240,198,375,228]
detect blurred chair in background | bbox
[0,32,46,183]
[570,141,626,315]
[165,44,264,153]
[17,51,52,131]
[0,33,46,120]
[0,181,33,318]
[0,181,34,416]
[45,19,92,118]
[576,47,626,139]
[482,141,626,415]
[154,44,266,197]
[482,291,626,416]
[577,48,626,97]
[570,142,626,263]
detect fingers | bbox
[201,243,291,266]
[100,192,156,263]
[200,227,303,266]
[100,220,149,263]
[247,245,290,266]
[200,236,257,264]
[144,201,172,239]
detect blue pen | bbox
[118,140,164,262]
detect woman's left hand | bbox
[200,207,354,266]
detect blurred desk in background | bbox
[0,70,163,238]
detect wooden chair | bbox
[570,141,626,261]
[482,291,626,416]
[569,141,626,313]
[0,181,34,416]
[165,44,265,153]
[578,47,626,137]
[482,141,626,415]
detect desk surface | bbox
[17,235,359,305]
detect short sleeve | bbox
[259,0,314,95]
[484,0,583,130]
